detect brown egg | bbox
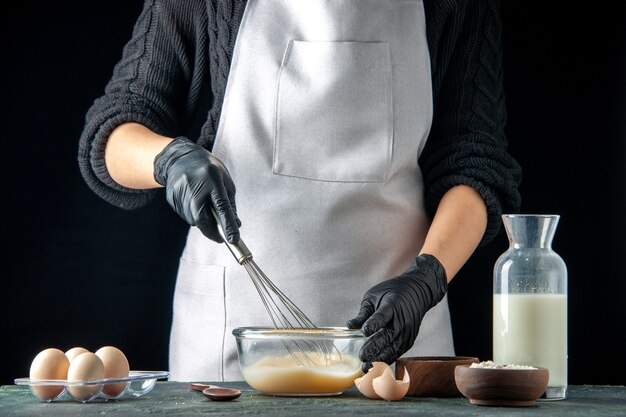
[29,348,70,400]
[65,347,89,362]
[95,346,130,397]
[67,352,105,401]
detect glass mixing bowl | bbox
[233,327,366,396]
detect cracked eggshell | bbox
[372,366,410,401]
[354,362,389,399]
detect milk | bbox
[493,293,567,389]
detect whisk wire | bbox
[210,208,338,367]
[243,260,328,366]
[248,261,315,328]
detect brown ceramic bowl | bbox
[395,356,479,397]
[454,365,549,407]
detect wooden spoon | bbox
[202,387,242,401]
[190,383,219,392]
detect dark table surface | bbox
[1,382,625,417]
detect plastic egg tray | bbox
[14,370,169,403]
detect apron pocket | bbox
[169,258,226,381]
[274,40,393,182]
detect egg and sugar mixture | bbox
[241,352,363,395]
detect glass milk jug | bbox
[493,214,567,400]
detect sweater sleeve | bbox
[420,0,522,245]
[77,0,209,209]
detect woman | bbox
[78,0,521,381]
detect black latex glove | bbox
[347,254,448,372]
[154,137,241,244]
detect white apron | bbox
[169,0,454,382]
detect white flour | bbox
[470,360,537,370]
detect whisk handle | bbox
[210,207,253,264]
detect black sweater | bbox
[78,0,521,244]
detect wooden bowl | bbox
[454,365,549,407]
[395,356,479,397]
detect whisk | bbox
[211,209,333,365]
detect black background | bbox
[2,1,625,386]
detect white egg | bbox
[67,352,105,401]
[29,348,70,400]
